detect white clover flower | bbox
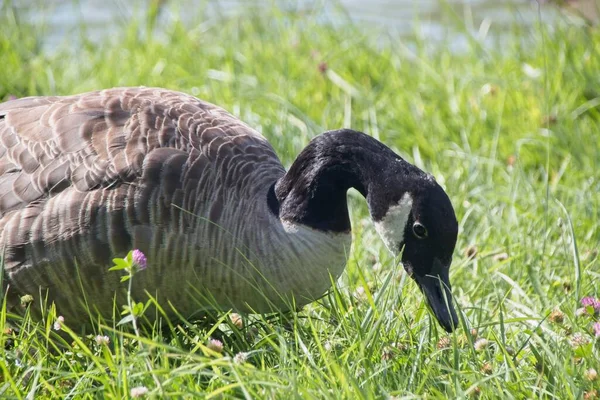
[130,386,149,398]
[474,338,489,352]
[53,316,65,331]
[233,352,248,364]
[95,335,110,345]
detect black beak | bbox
[413,258,458,332]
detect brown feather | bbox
[0,87,292,328]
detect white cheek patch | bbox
[374,192,413,254]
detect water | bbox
[9,0,564,50]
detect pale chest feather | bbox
[176,211,352,313]
[115,197,353,316]
[259,220,352,307]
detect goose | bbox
[0,87,459,332]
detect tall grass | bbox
[1,1,599,398]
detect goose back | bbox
[0,87,350,323]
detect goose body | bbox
[0,87,459,331]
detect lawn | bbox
[0,1,599,398]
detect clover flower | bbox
[130,386,149,398]
[474,338,490,352]
[207,338,223,353]
[234,352,248,364]
[581,297,600,311]
[95,335,110,345]
[53,316,65,331]
[570,332,589,348]
[593,322,600,338]
[132,249,147,271]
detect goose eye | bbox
[412,222,428,239]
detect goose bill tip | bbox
[414,260,459,333]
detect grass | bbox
[1,1,600,398]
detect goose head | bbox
[370,175,459,332]
[276,129,460,331]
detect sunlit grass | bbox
[1,1,599,398]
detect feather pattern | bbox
[0,87,351,324]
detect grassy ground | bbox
[1,1,599,398]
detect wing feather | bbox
[0,87,284,285]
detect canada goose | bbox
[0,87,459,332]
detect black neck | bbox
[271,129,422,232]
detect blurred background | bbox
[8,0,599,51]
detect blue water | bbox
[10,0,559,50]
